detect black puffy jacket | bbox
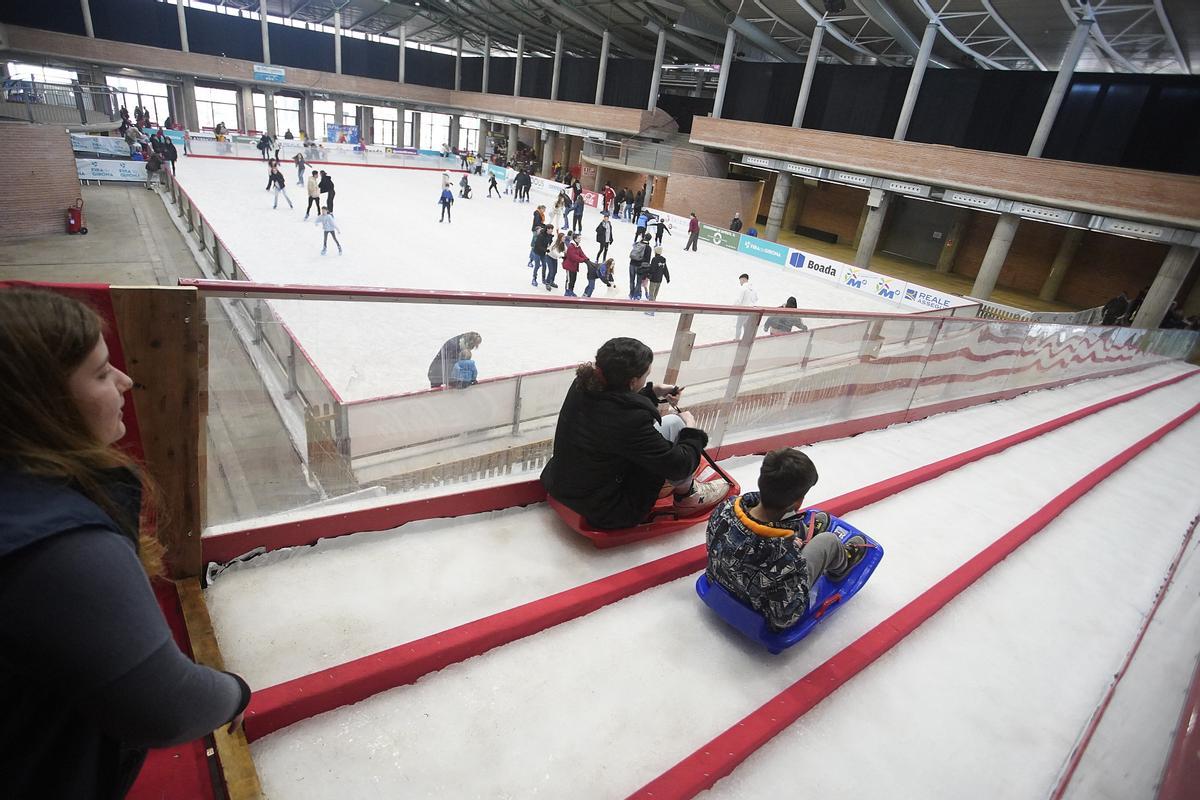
[541,379,708,529]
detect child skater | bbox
[448,349,478,389]
[268,167,293,210]
[292,152,307,185]
[313,206,342,255]
[706,448,871,632]
[439,187,454,223]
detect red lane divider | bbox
[242,370,1197,742]
[628,402,1200,800]
[1050,511,1200,799]
[1158,644,1200,800]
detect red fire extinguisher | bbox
[67,198,88,235]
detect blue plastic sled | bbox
[696,512,884,654]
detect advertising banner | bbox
[737,235,789,266]
[325,124,360,144]
[902,285,959,310]
[76,158,146,182]
[794,252,843,283]
[70,134,128,156]
[253,64,286,83]
[700,224,739,250]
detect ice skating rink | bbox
[203,359,1200,799]
[176,156,901,401]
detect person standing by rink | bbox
[318,170,336,212]
[733,273,759,339]
[595,211,614,262]
[314,206,342,254]
[729,212,744,232]
[438,186,455,223]
[602,181,615,214]
[304,170,321,219]
[685,212,700,252]
[0,289,253,799]
[268,166,293,210]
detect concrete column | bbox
[174,0,186,51]
[334,98,343,132]
[334,10,342,75]
[237,85,254,132]
[395,104,406,146]
[260,4,271,63]
[1028,13,1093,157]
[893,21,938,141]
[398,24,407,83]
[646,28,667,112]
[455,35,463,91]
[360,106,374,143]
[411,111,421,149]
[508,123,519,161]
[970,212,1020,299]
[181,77,198,130]
[712,27,737,119]
[691,69,706,98]
[81,0,95,38]
[541,131,555,176]
[551,31,563,101]
[935,216,965,274]
[482,34,491,93]
[514,33,525,97]
[449,114,460,150]
[1132,245,1198,329]
[263,90,275,136]
[595,30,610,105]
[854,190,892,268]
[1038,227,1085,301]
[764,172,792,242]
[791,22,824,127]
[302,92,316,139]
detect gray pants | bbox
[654,413,695,492]
[803,531,849,585]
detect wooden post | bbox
[109,287,206,579]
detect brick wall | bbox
[795,182,867,243]
[659,173,763,232]
[0,122,79,240]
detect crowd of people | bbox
[1101,288,1200,330]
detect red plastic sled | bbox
[547,452,740,548]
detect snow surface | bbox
[176,157,900,401]
[204,363,1200,798]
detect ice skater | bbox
[571,193,585,235]
[438,186,454,222]
[268,167,293,209]
[653,217,672,246]
[293,152,307,185]
[487,172,500,197]
[304,170,321,219]
[459,174,473,199]
[318,171,335,212]
[313,206,342,255]
[595,212,613,262]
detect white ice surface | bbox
[175,157,900,401]
[241,372,1200,799]
[206,363,1193,689]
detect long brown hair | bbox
[0,289,164,576]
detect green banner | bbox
[699,224,739,250]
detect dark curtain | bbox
[657,93,713,133]
[91,0,180,50]
[602,59,653,109]
[723,62,805,126]
[0,0,85,36]
[263,24,334,73]
[558,58,600,104]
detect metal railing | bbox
[1,79,120,125]
[582,137,719,176]
[968,296,1105,325]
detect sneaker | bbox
[673,479,730,517]
[321,248,327,255]
[531,278,538,287]
[828,535,869,581]
[808,511,831,536]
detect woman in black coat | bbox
[541,337,728,530]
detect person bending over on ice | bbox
[706,448,869,632]
[541,337,729,530]
[428,331,482,389]
[0,290,252,798]
[762,297,808,335]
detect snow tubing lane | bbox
[204,362,1187,565]
[628,402,1200,800]
[241,370,1197,742]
